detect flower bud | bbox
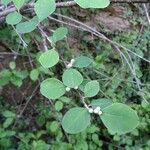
[98,110,102,115]
[94,106,101,114]
[88,108,94,113]
[71,59,75,64]
[66,63,72,68]
[66,87,70,92]
[74,86,78,89]
[93,108,99,114]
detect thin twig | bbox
[143,4,150,24]
[0,0,149,18]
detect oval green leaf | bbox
[62,107,91,134]
[73,56,93,68]
[12,0,25,10]
[34,0,56,22]
[30,69,39,81]
[2,0,12,6]
[39,50,59,68]
[62,69,83,88]
[74,0,110,8]
[40,78,66,99]
[16,17,38,34]
[84,80,100,97]
[101,103,139,135]
[91,98,113,110]
[6,11,22,25]
[51,27,68,43]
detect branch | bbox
[0,0,150,18]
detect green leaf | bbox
[32,140,50,150]
[12,0,25,10]
[39,50,59,68]
[62,69,83,88]
[40,78,66,99]
[0,70,11,86]
[74,0,110,8]
[62,107,91,134]
[0,77,9,87]
[73,56,93,68]
[101,103,139,135]
[16,17,38,34]
[51,27,68,43]
[59,96,71,103]
[3,118,14,128]
[10,77,23,87]
[2,111,16,118]
[91,98,113,110]
[55,101,63,111]
[9,61,16,70]
[2,0,12,6]
[34,0,56,22]
[15,70,28,79]
[84,80,99,97]
[6,11,22,25]
[49,121,59,132]
[30,69,39,81]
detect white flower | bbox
[71,59,75,64]
[66,63,72,68]
[93,106,102,115]
[66,87,70,91]
[93,108,99,114]
[88,108,94,113]
[93,106,100,113]
[74,86,78,89]
[98,110,102,115]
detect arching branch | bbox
[0,0,149,18]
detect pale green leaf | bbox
[55,101,63,111]
[2,111,16,118]
[91,98,113,110]
[12,0,25,10]
[62,107,91,134]
[34,0,56,22]
[73,56,93,68]
[2,0,12,6]
[6,11,22,25]
[3,118,14,128]
[39,50,59,68]
[30,69,39,81]
[10,77,23,87]
[74,0,110,8]
[40,78,66,99]
[16,16,38,34]
[62,68,83,88]
[51,27,68,43]
[101,103,139,135]
[84,80,99,97]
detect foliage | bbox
[0,98,149,149]
[0,0,150,149]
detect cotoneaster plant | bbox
[39,50,139,135]
[1,0,139,135]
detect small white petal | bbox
[74,86,78,89]
[66,63,72,68]
[98,111,102,115]
[88,108,94,113]
[66,87,70,91]
[96,106,101,111]
[71,59,75,63]
[93,108,99,114]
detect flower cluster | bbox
[88,106,102,115]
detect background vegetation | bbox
[0,0,150,149]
